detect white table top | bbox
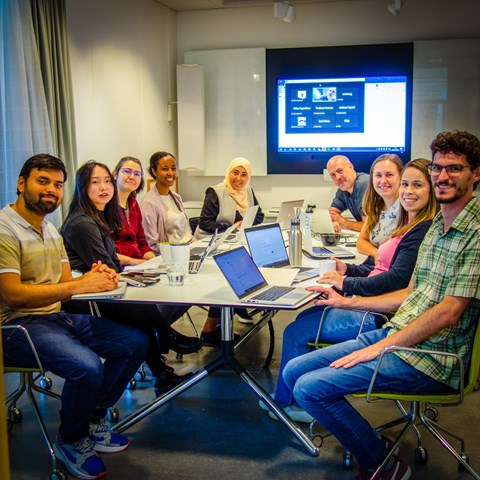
[117,233,364,310]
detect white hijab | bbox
[223,157,251,217]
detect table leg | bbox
[112,306,319,457]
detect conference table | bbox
[108,237,361,457]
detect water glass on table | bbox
[166,264,186,286]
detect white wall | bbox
[175,0,480,210]
[65,0,480,211]
[66,0,177,171]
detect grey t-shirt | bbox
[330,172,368,221]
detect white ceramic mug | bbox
[170,243,190,273]
[160,243,172,264]
[315,259,337,277]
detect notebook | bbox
[301,210,356,260]
[244,223,318,282]
[213,246,318,306]
[276,199,305,230]
[71,281,127,300]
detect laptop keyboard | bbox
[250,285,295,302]
[312,246,334,255]
[189,260,201,274]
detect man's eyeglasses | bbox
[120,167,142,179]
[427,163,470,177]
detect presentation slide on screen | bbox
[277,77,407,153]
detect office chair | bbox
[349,318,480,480]
[3,325,67,480]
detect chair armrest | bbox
[366,345,463,404]
[312,307,391,349]
[2,325,46,375]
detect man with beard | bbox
[283,131,480,480]
[327,155,368,232]
[0,154,149,479]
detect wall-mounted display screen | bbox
[267,44,414,174]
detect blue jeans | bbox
[283,329,449,469]
[3,312,148,442]
[275,306,379,406]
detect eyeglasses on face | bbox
[120,167,142,179]
[427,163,470,177]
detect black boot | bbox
[153,356,194,396]
[167,327,202,355]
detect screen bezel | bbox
[266,43,414,175]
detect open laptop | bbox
[71,281,127,300]
[190,224,236,258]
[225,204,259,242]
[276,199,305,230]
[301,210,356,260]
[213,246,318,306]
[244,223,318,282]
[189,231,218,274]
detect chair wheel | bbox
[107,407,120,423]
[415,447,428,464]
[10,407,23,424]
[39,376,53,390]
[424,406,438,421]
[343,450,354,470]
[127,378,137,390]
[458,453,470,471]
[50,469,67,480]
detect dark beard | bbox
[24,192,60,215]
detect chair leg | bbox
[419,410,480,479]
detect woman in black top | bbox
[61,161,200,394]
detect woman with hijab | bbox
[197,157,265,346]
[196,157,264,237]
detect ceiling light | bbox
[387,0,402,15]
[274,2,296,23]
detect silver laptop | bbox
[71,281,127,300]
[276,199,305,230]
[190,224,236,258]
[301,210,355,260]
[244,223,318,283]
[213,246,318,306]
[225,205,259,242]
[189,231,218,274]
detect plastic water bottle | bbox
[289,216,302,266]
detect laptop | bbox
[190,224,236,258]
[276,199,305,230]
[301,210,356,260]
[71,281,127,300]
[189,231,218,274]
[226,205,259,242]
[213,246,318,306]
[244,223,318,282]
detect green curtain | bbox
[30,0,77,216]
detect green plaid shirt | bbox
[385,197,480,389]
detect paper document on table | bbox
[259,267,299,287]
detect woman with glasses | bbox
[140,151,193,255]
[112,156,156,266]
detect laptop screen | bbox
[277,200,304,229]
[244,223,290,268]
[214,247,267,299]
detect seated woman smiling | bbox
[261,158,438,422]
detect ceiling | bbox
[153,0,373,12]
